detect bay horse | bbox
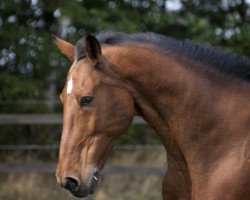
[54,32,250,200]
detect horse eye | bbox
[80,96,93,107]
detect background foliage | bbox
[0,0,250,145]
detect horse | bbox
[54,32,250,200]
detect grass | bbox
[0,172,163,200]
[0,149,167,200]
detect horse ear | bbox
[85,35,101,66]
[53,35,74,62]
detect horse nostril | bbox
[64,177,79,192]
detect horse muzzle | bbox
[59,171,101,198]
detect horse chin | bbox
[71,191,88,198]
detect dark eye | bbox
[79,96,93,107]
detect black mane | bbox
[75,32,250,81]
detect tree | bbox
[0,0,249,144]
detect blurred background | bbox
[0,0,249,199]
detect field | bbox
[0,148,166,200]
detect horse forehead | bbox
[69,60,93,79]
[68,67,102,94]
[66,62,78,95]
[67,77,73,94]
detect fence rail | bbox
[0,163,165,175]
[0,114,146,125]
[0,144,164,150]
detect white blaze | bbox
[67,78,73,94]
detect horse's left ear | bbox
[85,35,102,67]
[53,35,75,62]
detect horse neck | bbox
[105,45,191,157]
[105,44,250,160]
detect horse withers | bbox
[54,32,250,200]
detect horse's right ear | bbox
[53,35,74,62]
[85,35,101,67]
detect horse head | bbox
[54,35,135,197]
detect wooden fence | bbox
[0,163,165,175]
[0,114,146,125]
[0,114,166,175]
